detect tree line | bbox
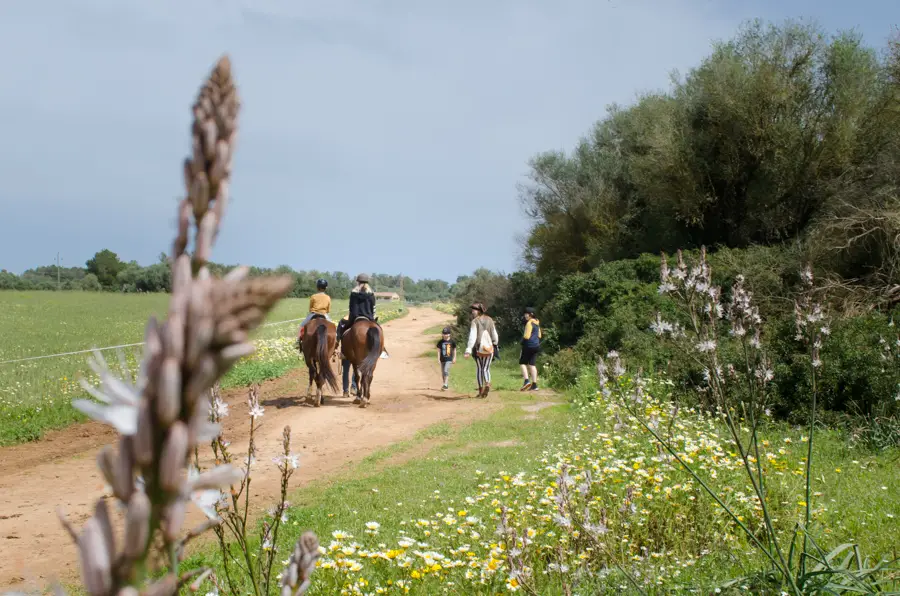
[450,20,900,425]
[0,249,455,302]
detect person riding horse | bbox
[297,278,331,342]
[335,273,377,354]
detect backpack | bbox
[477,325,494,356]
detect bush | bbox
[543,348,584,389]
[768,310,900,421]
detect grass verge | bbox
[181,369,899,594]
[183,390,570,594]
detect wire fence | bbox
[0,316,308,366]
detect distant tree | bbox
[80,273,102,292]
[86,249,126,289]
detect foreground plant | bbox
[601,248,896,594]
[46,56,320,596]
[204,383,312,596]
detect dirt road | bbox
[0,307,500,591]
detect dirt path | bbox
[0,308,501,591]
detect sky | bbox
[0,0,896,283]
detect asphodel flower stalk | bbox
[54,56,308,596]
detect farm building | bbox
[374,292,401,302]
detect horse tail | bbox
[358,324,382,379]
[316,323,339,393]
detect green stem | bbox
[802,351,818,578]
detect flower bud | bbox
[124,492,150,560]
[133,401,154,466]
[162,499,187,543]
[156,357,182,427]
[76,518,112,596]
[159,422,189,493]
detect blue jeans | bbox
[342,359,358,393]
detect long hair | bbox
[353,282,373,294]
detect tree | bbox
[86,249,126,289]
[518,20,892,283]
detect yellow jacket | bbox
[309,292,331,315]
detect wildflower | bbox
[72,350,142,435]
[188,466,226,520]
[696,340,716,353]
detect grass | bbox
[177,364,899,595]
[182,390,572,593]
[0,291,406,445]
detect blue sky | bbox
[0,0,895,282]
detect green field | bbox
[0,291,404,445]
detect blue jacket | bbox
[522,318,541,349]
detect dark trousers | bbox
[342,358,358,393]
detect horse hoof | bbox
[314,399,321,408]
[352,397,361,405]
[358,401,368,409]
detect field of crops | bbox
[0,291,405,445]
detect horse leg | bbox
[307,360,316,404]
[359,372,372,408]
[352,367,362,405]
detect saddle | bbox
[338,316,378,340]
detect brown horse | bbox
[340,318,384,408]
[298,317,339,406]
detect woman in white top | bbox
[463,302,499,398]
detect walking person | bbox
[520,307,542,391]
[341,357,358,397]
[436,326,457,390]
[463,303,499,398]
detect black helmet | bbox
[524,307,535,316]
[316,278,328,290]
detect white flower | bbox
[273,453,300,470]
[188,467,225,520]
[249,402,265,419]
[73,350,142,435]
[213,395,230,418]
[696,340,716,353]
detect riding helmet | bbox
[356,273,371,283]
[316,278,328,289]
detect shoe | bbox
[482,384,491,398]
[529,384,539,392]
[441,384,448,391]
[520,379,533,392]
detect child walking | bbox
[520,307,542,391]
[436,326,457,390]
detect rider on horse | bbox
[334,273,377,354]
[298,278,332,341]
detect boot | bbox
[482,383,491,398]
